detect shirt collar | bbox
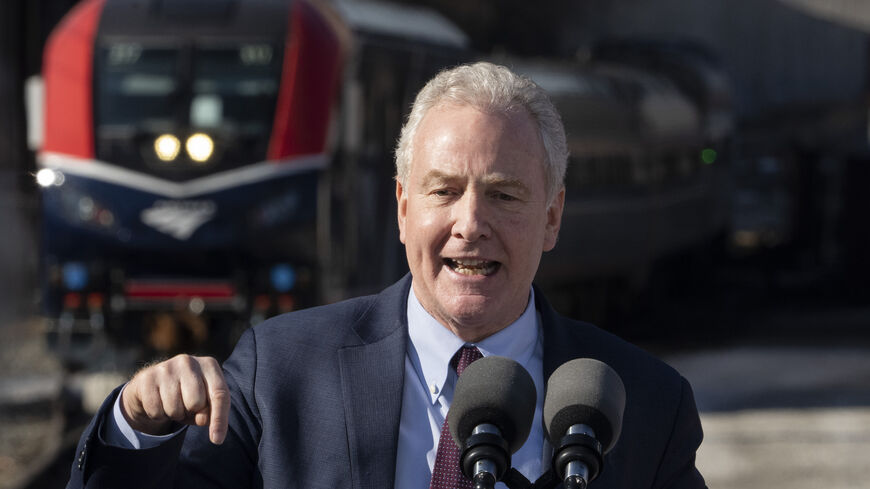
[406,284,540,405]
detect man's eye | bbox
[431,189,455,198]
[432,187,457,197]
[495,192,517,202]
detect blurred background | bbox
[1,0,868,487]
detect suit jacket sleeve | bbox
[66,328,263,489]
[651,377,707,489]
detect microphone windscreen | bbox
[448,356,537,454]
[543,358,626,454]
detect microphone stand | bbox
[502,468,560,489]
[504,423,604,489]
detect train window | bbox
[192,45,280,132]
[567,154,637,189]
[96,44,179,127]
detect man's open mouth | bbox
[445,258,500,276]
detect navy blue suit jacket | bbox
[67,275,706,489]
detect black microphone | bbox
[448,356,537,489]
[543,358,626,489]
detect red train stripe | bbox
[124,282,236,299]
[42,0,105,158]
[267,0,344,161]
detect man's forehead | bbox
[420,169,529,188]
[418,101,535,133]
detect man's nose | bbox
[451,193,491,241]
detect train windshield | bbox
[97,42,280,129]
[94,41,282,171]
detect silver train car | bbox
[512,42,734,320]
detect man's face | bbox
[397,103,564,341]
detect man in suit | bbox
[67,62,707,489]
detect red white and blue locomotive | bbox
[34,0,469,362]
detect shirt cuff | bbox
[104,383,185,449]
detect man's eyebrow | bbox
[419,170,531,193]
[482,174,530,192]
[419,170,458,188]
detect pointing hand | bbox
[120,354,230,445]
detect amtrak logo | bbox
[141,200,216,240]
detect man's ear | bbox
[543,186,565,252]
[396,179,407,245]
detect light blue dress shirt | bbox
[106,283,547,488]
[395,286,546,489]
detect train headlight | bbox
[186,133,214,163]
[154,134,181,162]
[36,168,64,187]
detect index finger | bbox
[198,357,230,445]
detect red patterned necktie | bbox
[429,346,484,489]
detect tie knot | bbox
[453,346,482,377]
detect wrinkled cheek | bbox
[405,240,443,278]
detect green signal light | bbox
[701,148,717,165]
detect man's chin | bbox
[438,298,516,340]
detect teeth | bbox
[448,259,498,276]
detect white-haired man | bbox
[67,62,706,489]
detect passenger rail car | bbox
[513,44,733,316]
[35,0,469,363]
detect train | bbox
[32,0,733,366]
[33,0,469,364]
[518,41,734,319]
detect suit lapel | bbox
[338,277,411,489]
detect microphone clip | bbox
[460,425,511,488]
[553,430,603,489]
